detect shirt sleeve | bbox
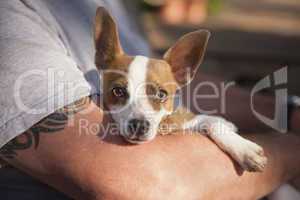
[0,1,93,148]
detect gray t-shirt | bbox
[0,0,151,148]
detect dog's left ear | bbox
[94,7,124,68]
[163,30,210,86]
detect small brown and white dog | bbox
[94,7,267,172]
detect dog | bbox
[94,7,267,172]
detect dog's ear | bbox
[163,30,210,86]
[94,7,124,68]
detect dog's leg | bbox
[182,115,267,172]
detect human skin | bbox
[1,99,300,200]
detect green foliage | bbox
[208,0,222,15]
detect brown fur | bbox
[101,55,134,108]
[146,59,178,112]
[94,7,124,68]
[164,30,210,86]
[159,107,195,135]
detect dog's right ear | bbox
[94,7,124,68]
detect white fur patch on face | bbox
[109,56,170,142]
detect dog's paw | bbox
[182,115,267,172]
[206,118,267,172]
[230,140,267,172]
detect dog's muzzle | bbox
[126,118,150,140]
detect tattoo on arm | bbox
[0,97,90,159]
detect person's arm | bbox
[1,97,300,200]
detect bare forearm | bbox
[1,100,300,199]
[30,132,300,200]
[66,132,300,200]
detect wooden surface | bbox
[142,0,300,95]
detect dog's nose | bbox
[127,118,150,137]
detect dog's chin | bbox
[122,134,155,145]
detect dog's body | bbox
[94,7,267,172]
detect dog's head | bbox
[94,7,210,143]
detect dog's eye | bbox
[156,89,168,102]
[112,86,128,98]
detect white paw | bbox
[229,139,267,172]
[183,115,267,172]
[207,118,267,172]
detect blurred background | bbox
[123,0,300,95]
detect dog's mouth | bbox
[121,130,156,144]
[123,136,152,144]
